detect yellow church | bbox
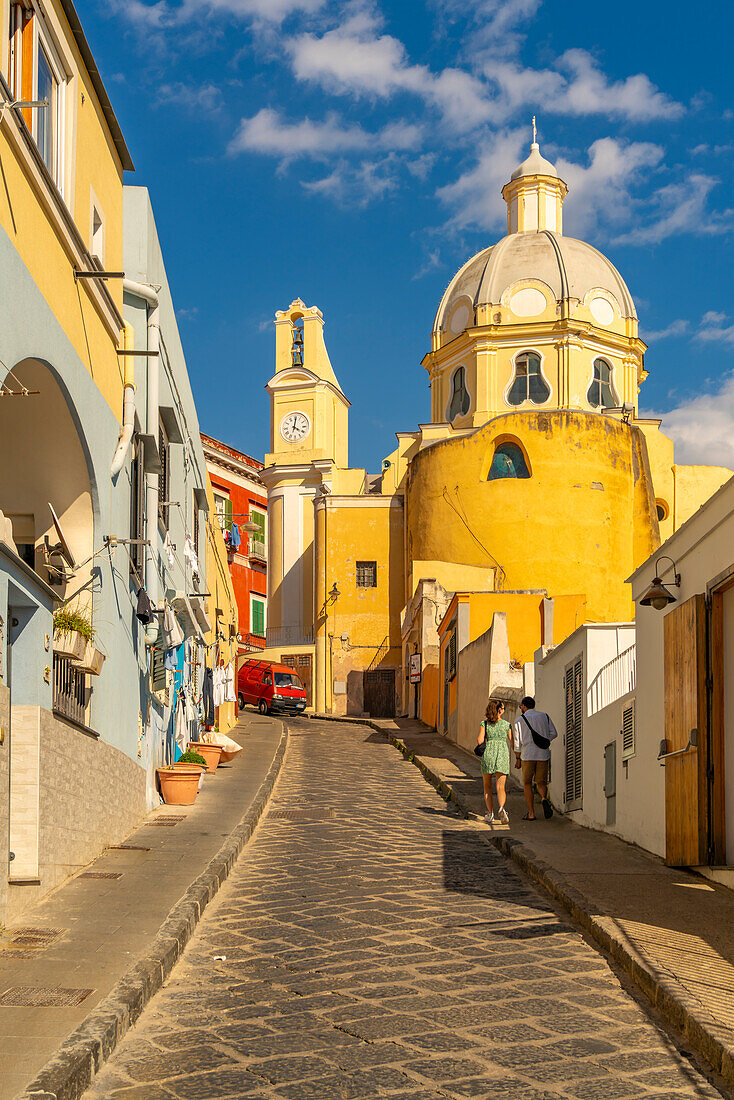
[258,137,731,729]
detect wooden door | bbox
[664,594,708,866]
[364,670,396,718]
[281,653,312,708]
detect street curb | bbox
[16,722,289,1100]
[315,714,734,1092]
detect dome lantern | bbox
[501,119,568,235]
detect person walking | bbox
[513,695,558,820]
[476,698,512,825]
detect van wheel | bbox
[238,693,245,710]
[258,699,269,715]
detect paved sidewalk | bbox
[315,713,734,1090]
[1,712,286,1100]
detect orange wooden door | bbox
[664,594,708,866]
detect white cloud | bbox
[554,50,683,121]
[436,128,527,231]
[696,311,734,345]
[302,158,399,206]
[114,0,324,29]
[643,319,690,342]
[654,374,734,466]
[159,82,222,111]
[615,174,733,245]
[228,108,421,159]
[412,249,441,280]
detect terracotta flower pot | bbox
[172,762,206,774]
[188,741,223,773]
[157,767,199,805]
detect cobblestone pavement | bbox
[86,719,725,1100]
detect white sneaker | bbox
[484,812,495,824]
[497,807,509,824]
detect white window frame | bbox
[504,348,552,409]
[212,490,230,531]
[250,592,267,637]
[32,7,66,195]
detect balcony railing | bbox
[53,655,88,726]
[266,625,314,648]
[588,644,636,716]
[241,632,266,651]
[248,539,267,562]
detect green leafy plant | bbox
[178,750,206,766]
[53,607,94,642]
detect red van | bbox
[237,659,308,716]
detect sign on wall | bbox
[409,654,422,683]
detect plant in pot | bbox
[188,739,223,773]
[53,607,93,662]
[173,749,207,774]
[157,753,204,805]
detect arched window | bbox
[488,441,531,481]
[656,499,669,522]
[587,358,616,409]
[507,352,549,406]
[447,366,470,421]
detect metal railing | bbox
[588,644,636,716]
[248,539,267,561]
[241,632,266,651]
[53,655,88,726]
[266,625,314,647]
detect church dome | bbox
[433,230,637,335]
[511,142,558,180]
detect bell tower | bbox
[261,299,350,647]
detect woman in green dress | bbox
[476,698,512,825]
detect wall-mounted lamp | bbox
[329,582,340,601]
[639,555,681,611]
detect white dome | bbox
[511,142,558,180]
[434,230,637,334]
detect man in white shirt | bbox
[513,695,558,821]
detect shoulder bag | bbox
[521,713,550,751]
[474,720,487,757]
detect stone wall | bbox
[5,709,146,925]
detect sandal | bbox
[522,813,536,820]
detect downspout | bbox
[110,322,136,477]
[123,278,160,642]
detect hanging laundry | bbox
[224,662,236,704]
[164,532,175,567]
[164,647,177,671]
[136,587,154,625]
[174,690,187,758]
[202,666,214,726]
[162,605,184,650]
[230,523,241,551]
[184,535,200,579]
[213,664,225,708]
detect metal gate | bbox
[564,658,583,811]
[281,653,313,708]
[363,669,396,718]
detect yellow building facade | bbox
[262,140,731,725]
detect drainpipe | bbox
[110,322,136,477]
[123,279,160,641]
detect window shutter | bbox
[251,510,265,538]
[622,701,635,760]
[252,599,265,636]
[565,658,583,810]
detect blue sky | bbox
[87,0,734,470]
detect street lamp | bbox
[639,556,681,611]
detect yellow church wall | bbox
[407,410,659,627]
[332,467,366,495]
[302,493,314,636]
[268,495,283,628]
[673,465,732,530]
[0,0,127,420]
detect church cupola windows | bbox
[447,366,470,422]
[507,351,550,407]
[488,440,531,481]
[587,358,616,409]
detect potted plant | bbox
[156,765,200,805]
[53,607,93,662]
[188,740,223,773]
[173,749,207,774]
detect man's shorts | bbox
[522,759,549,784]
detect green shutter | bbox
[252,599,265,636]
[251,510,265,538]
[224,497,234,528]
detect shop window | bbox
[488,441,531,480]
[357,561,377,588]
[447,366,470,422]
[508,352,549,406]
[587,358,616,409]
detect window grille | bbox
[587,358,616,409]
[356,561,377,588]
[622,700,635,760]
[447,630,457,680]
[193,499,200,558]
[53,656,87,726]
[508,352,550,406]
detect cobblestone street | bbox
[87,718,725,1100]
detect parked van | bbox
[237,659,308,715]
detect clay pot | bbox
[188,742,223,773]
[157,767,199,805]
[172,762,206,775]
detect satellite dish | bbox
[47,503,77,568]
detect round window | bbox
[656,500,669,522]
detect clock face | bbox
[280,411,310,444]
